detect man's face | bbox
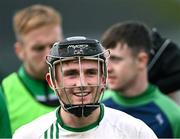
[18,25,63,80]
[54,59,105,105]
[108,43,140,92]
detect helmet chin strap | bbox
[55,89,100,118]
[63,103,100,117]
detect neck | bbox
[120,70,148,97]
[24,64,45,80]
[60,106,100,128]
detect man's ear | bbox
[137,52,149,69]
[46,73,55,89]
[14,42,25,61]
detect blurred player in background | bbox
[0,4,63,133]
[102,21,180,138]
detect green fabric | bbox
[55,121,59,139]
[0,91,12,138]
[56,104,104,132]
[44,129,48,139]
[50,123,54,139]
[103,84,156,106]
[1,72,56,133]
[153,92,180,138]
[18,66,53,97]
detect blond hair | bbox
[13,4,62,40]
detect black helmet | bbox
[47,36,108,66]
[46,36,110,117]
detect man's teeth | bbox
[74,93,89,97]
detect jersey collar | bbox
[55,104,104,132]
[104,84,158,106]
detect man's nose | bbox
[107,62,113,73]
[76,74,87,86]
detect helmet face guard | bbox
[46,37,109,117]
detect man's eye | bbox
[109,56,122,62]
[32,43,54,52]
[87,70,98,76]
[64,70,78,77]
[66,72,76,76]
[32,45,46,52]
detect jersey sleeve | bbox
[0,90,12,138]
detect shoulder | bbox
[104,106,145,126]
[13,110,56,139]
[103,106,157,138]
[1,72,18,87]
[2,72,17,81]
[154,89,180,118]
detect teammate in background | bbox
[0,4,63,133]
[0,92,12,138]
[13,37,157,139]
[101,21,180,138]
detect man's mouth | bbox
[73,92,90,97]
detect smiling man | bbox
[13,37,157,139]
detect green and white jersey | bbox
[13,105,157,139]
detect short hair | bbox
[13,4,62,40]
[101,21,152,56]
